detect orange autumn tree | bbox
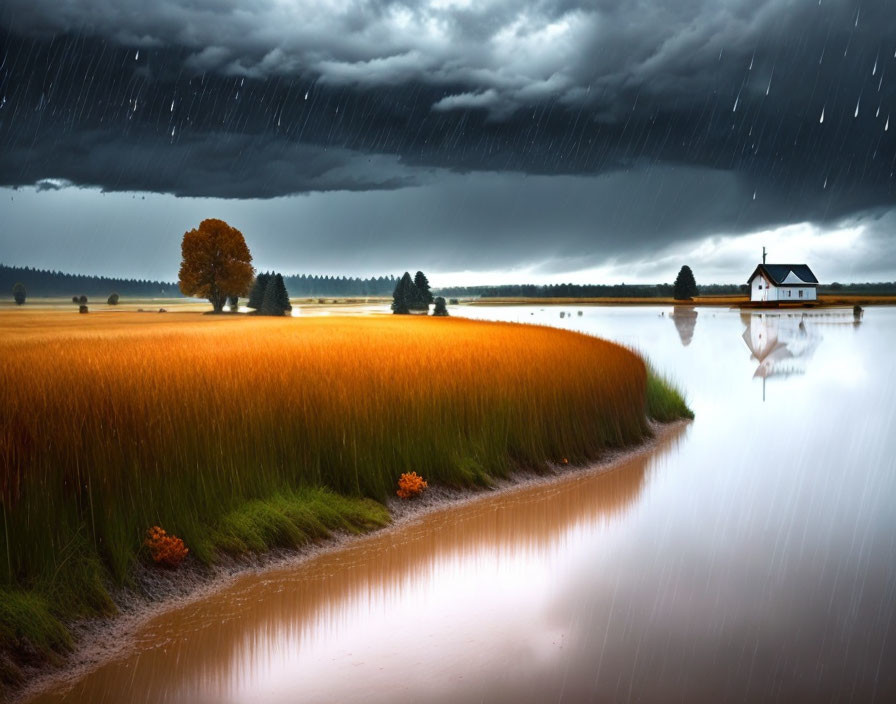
[178,219,254,313]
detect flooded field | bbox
[29,305,896,703]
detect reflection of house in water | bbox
[670,307,698,346]
[741,312,822,399]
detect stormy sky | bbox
[1,0,894,283]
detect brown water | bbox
[28,306,896,703]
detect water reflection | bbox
[741,312,822,381]
[670,306,698,346]
[30,428,684,704]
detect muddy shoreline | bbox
[12,419,689,703]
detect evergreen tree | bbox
[12,282,26,305]
[392,272,417,314]
[255,272,291,316]
[673,266,698,300]
[414,271,433,305]
[260,275,280,315]
[273,273,291,313]
[247,272,270,310]
[107,292,119,305]
[432,296,449,316]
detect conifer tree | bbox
[260,275,280,315]
[432,296,449,316]
[254,272,291,315]
[673,266,698,300]
[414,271,433,306]
[273,273,291,313]
[12,282,26,305]
[392,272,416,314]
[247,272,270,310]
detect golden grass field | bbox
[0,310,689,680]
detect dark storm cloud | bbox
[2,128,420,197]
[0,0,894,256]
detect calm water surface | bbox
[30,306,896,703]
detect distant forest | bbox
[435,282,896,298]
[4,264,895,299]
[0,264,181,298]
[282,274,397,297]
[0,264,400,298]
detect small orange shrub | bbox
[397,472,428,499]
[145,526,189,567]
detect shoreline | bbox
[12,419,690,703]
[466,295,896,307]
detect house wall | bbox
[751,275,778,301]
[751,275,765,301]
[778,286,817,301]
[750,275,818,302]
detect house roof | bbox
[748,264,818,286]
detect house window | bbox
[799,290,803,298]
[758,284,763,289]
[787,290,791,297]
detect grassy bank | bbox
[0,312,690,685]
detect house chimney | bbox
[762,246,767,265]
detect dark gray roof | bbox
[748,264,818,286]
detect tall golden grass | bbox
[0,311,683,657]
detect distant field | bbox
[0,297,393,313]
[816,294,896,305]
[0,311,690,678]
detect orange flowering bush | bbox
[397,472,428,499]
[145,526,189,567]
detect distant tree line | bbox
[1,263,181,298]
[1,263,401,300]
[282,274,398,297]
[822,282,896,294]
[6,261,896,303]
[432,283,733,298]
[435,282,896,298]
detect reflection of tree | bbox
[670,306,698,346]
[740,312,821,380]
[43,428,687,704]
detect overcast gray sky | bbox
[1,0,894,283]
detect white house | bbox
[748,263,818,303]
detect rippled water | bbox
[29,305,896,703]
